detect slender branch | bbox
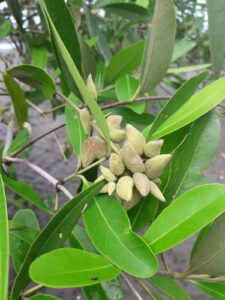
[135,278,157,300]
[42,103,65,115]
[121,274,143,300]
[22,284,43,296]
[156,271,225,282]
[56,91,80,113]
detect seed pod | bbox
[144,139,164,158]
[107,115,122,129]
[109,153,125,176]
[87,74,98,100]
[149,181,165,202]
[153,178,162,185]
[100,166,117,182]
[100,184,108,194]
[145,154,172,179]
[94,175,105,183]
[79,108,91,135]
[108,182,116,196]
[81,136,107,167]
[121,141,145,173]
[116,176,134,201]
[126,124,146,155]
[107,115,125,143]
[133,172,150,197]
[123,188,141,210]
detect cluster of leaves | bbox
[1,0,225,299]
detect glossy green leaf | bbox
[115,75,145,114]
[32,46,48,69]
[207,0,225,77]
[172,38,196,61]
[6,129,29,155]
[3,73,28,128]
[7,65,56,99]
[5,0,23,30]
[105,41,144,85]
[140,0,176,93]
[10,181,105,300]
[190,213,225,276]
[145,71,208,140]
[144,184,225,254]
[160,112,220,208]
[104,3,149,23]
[29,295,61,300]
[83,195,158,278]
[30,248,120,287]
[84,5,112,65]
[40,1,110,146]
[152,75,225,139]
[149,276,191,300]
[168,64,211,73]
[79,37,96,78]
[194,282,225,300]
[0,20,11,41]
[0,174,9,300]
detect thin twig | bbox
[135,278,157,300]
[22,284,43,296]
[43,103,65,115]
[121,274,143,300]
[56,91,80,112]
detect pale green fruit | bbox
[94,175,105,183]
[116,176,134,201]
[126,124,146,155]
[79,108,91,135]
[106,115,122,129]
[86,74,98,100]
[109,153,125,176]
[149,181,165,202]
[108,182,116,196]
[107,115,125,143]
[144,139,164,157]
[123,188,141,210]
[121,141,145,173]
[100,166,117,182]
[145,154,172,179]
[81,136,107,167]
[133,172,150,197]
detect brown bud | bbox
[116,176,134,201]
[133,172,150,197]
[121,141,145,173]
[86,74,98,100]
[109,153,125,176]
[123,188,141,210]
[100,184,108,194]
[100,166,117,182]
[144,139,164,158]
[108,182,116,196]
[79,108,91,135]
[107,115,125,143]
[126,124,146,155]
[145,154,171,179]
[149,181,165,202]
[81,136,107,167]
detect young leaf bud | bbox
[123,188,142,210]
[100,166,117,182]
[145,154,171,179]
[86,74,98,100]
[107,115,125,143]
[109,153,125,176]
[108,182,116,196]
[126,124,146,155]
[106,115,122,129]
[94,175,105,183]
[133,172,150,197]
[81,136,107,167]
[149,181,166,202]
[79,108,91,135]
[116,176,134,201]
[121,141,145,173]
[144,139,164,158]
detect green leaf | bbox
[30,248,120,287]
[32,46,48,69]
[172,38,196,61]
[29,295,61,300]
[40,0,110,146]
[0,167,51,214]
[207,0,225,77]
[3,73,28,128]
[190,213,225,276]
[148,276,191,300]
[140,0,176,93]
[0,20,11,41]
[5,0,23,30]
[160,112,220,208]
[42,0,82,94]
[10,181,105,300]
[6,129,29,155]
[7,65,56,99]
[104,3,149,23]
[0,174,9,300]
[83,195,158,278]
[145,71,208,140]
[151,75,225,139]
[115,76,145,114]
[144,184,225,254]
[168,64,211,74]
[84,5,112,65]
[105,40,145,85]
[194,282,225,300]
